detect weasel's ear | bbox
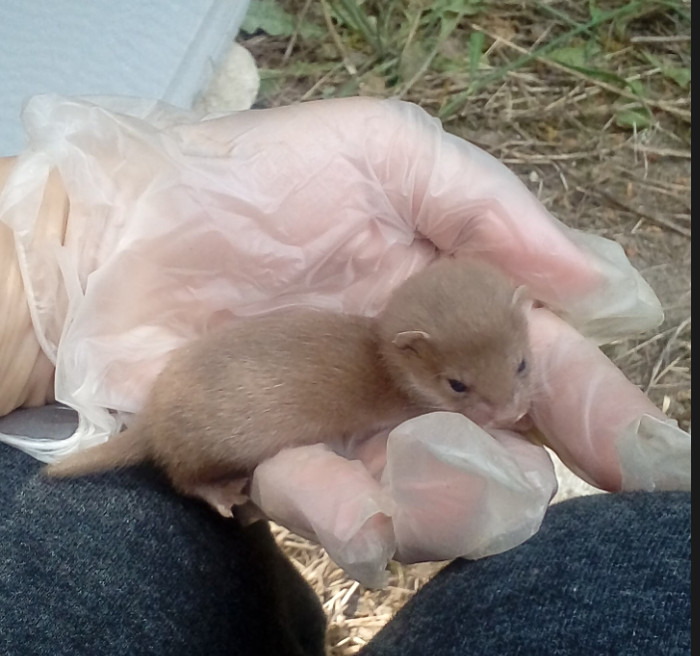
[393,330,432,355]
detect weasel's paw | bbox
[183,478,250,518]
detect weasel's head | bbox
[377,258,532,428]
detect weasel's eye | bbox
[517,358,527,374]
[448,378,469,393]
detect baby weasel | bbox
[46,257,532,516]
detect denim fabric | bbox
[360,491,691,656]
[0,443,326,656]
[1,440,690,656]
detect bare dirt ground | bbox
[228,2,690,652]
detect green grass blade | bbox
[468,30,485,80]
[332,0,383,55]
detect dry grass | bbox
[269,523,446,654]
[230,2,691,652]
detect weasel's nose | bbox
[487,405,531,430]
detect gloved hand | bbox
[0,94,689,587]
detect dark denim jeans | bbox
[0,442,326,656]
[360,489,691,656]
[0,439,690,656]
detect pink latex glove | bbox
[0,95,689,587]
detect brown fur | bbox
[45,257,532,516]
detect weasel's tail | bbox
[44,427,148,478]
